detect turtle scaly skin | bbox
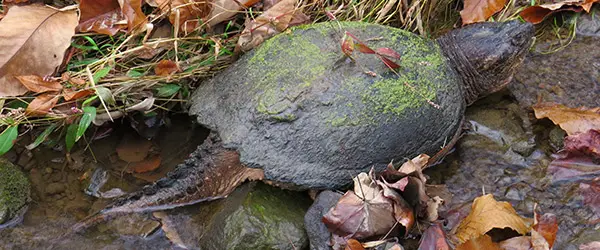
[72,21,533,232]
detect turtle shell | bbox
[190,22,465,189]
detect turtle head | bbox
[437,20,534,104]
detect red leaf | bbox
[419,223,451,250]
[341,32,355,57]
[460,0,508,25]
[355,43,375,54]
[375,47,401,59]
[379,56,400,70]
[520,4,583,24]
[533,213,558,248]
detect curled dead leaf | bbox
[456,234,501,250]
[26,92,60,115]
[418,223,451,250]
[455,194,530,244]
[520,0,596,24]
[533,103,600,136]
[0,5,77,97]
[63,88,95,101]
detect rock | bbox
[0,159,30,226]
[508,36,600,108]
[304,191,342,250]
[198,182,311,250]
[576,7,600,37]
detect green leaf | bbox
[7,100,28,109]
[77,107,96,141]
[65,123,78,152]
[0,125,18,156]
[26,124,57,150]
[127,69,144,77]
[96,86,115,105]
[156,84,181,97]
[93,66,112,83]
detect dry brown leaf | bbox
[206,0,261,27]
[15,75,62,93]
[533,103,600,136]
[63,88,95,101]
[154,0,211,33]
[456,234,501,250]
[26,92,60,115]
[237,0,310,52]
[460,0,508,25]
[345,239,366,250]
[154,60,180,76]
[152,211,188,249]
[78,0,147,35]
[0,5,77,97]
[533,213,558,248]
[129,155,162,173]
[455,194,530,244]
[520,0,597,24]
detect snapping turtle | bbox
[73,20,533,231]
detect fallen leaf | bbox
[323,172,413,240]
[206,0,261,27]
[520,0,595,24]
[533,213,558,248]
[456,234,501,250]
[497,236,532,250]
[237,0,310,52]
[0,5,77,97]
[116,135,153,162]
[580,181,600,216]
[531,229,550,250]
[375,47,402,59]
[345,239,365,250]
[580,241,600,250]
[460,0,508,25]
[533,103,600,136]
[564,129,600,158]
[63,88,95,101]
[154,0,212,33]
[323,190,397,240]
[129,155,162,173]
[455,194,530,244]
[26,92,60,115]
[418,223,451,250]
[15,75,62,93]
[78,0,147,35]
[341,32,355,57]
[154,60,180,76]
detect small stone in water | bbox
[45,167,53,174]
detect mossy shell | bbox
[190,22,465,189]
[0,159,30,225]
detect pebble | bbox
[44,167,53,175]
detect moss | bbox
[247,33,331,116]
[0,159,30,224]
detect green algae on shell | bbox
[191,21,464,189]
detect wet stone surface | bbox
[428,92,600,250]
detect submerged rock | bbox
[0,159,30,227]
[195,182,311,250]
[304,191,342,250]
